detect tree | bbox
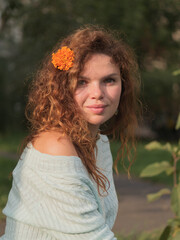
[0,0,180,133]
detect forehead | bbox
[80,53,120,77]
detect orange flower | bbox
[52,46,75,71]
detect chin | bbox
[87,117,108,126]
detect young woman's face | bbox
[74,53,122,135]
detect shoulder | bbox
[33,131,78,156]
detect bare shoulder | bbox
[33,131,78,156]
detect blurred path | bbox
[0,151,173,236]
[0,151,18,160]
[112,174,173,235]
[0,221,5,237]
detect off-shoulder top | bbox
[0,134,118,240]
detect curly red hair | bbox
[25,25,140,195]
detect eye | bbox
[77,79,87,87]
[104,78,116,84]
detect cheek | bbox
[74,89,87,107]
[108,87,122,105]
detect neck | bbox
[88,124,100,139]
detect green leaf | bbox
[172,229,180,240]
[166,219,180,239]
[147,188,171,202]
[173,146,178,152]
[168,218,180,227]
[171,185,180,217]
[175,145,180,158]
[175,113,180,130]
[145,141,172,153]
[145,141,164,150]
[172,69,180,76]
[178,150,180,158]
[140,161,172,177]
[165,166,174,175]
[159,225,172,240]
[163,143,172,153]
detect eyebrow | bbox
[78,73,120,80]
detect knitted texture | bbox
[1,135,118,240]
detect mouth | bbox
[86,104,107,114]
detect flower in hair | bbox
[52,46,75,71]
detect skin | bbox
[74,53,122,137]
[33,54,122,156]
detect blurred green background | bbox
[0,1,180,238]
[0,0,180,138]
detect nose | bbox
[89,82,104,99]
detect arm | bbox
[3,163,117,240]
[2,132,117,240]
[31,170,117,240]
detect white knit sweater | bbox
[1,135,118,240]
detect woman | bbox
[1,25,140,239]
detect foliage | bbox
[173,70,180,76]
[141,70,180,138]
[140,113,180,239]
[111,140,173,186]
[0,0,180,133]
[0,131,26,152]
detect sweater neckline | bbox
[19,135,105,173]
[26,134,103,160]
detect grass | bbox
[0,131,27,152]
[0,132,24,220]
[0,157,17,219]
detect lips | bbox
[86,104,107,114]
